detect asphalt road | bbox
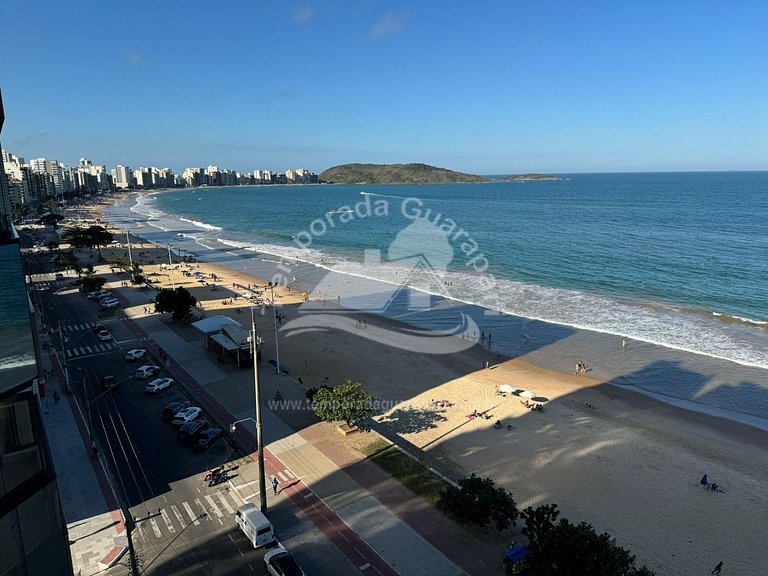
[34,268,270,575]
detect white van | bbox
[235,503,274,548]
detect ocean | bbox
[104,172,768,427]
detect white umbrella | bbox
[520,390,537,398]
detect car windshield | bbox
[273,554,302,575]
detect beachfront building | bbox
[0,87,73,575]
[112,164,133,189]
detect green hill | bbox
[319,163,489,185]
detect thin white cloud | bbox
[294,5,314,24]
[369,13,403,39]
[252,89,298,104]
[124,50,144,64]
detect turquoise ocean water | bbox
[105,172,768,426]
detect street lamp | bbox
[268,281,280,374]
[230,307,268,513]
[167,244,176,289]
[126,231,134,282]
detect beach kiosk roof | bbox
[191,315,241,335]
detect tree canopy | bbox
[155,286,197,321]
[437,473,519,531]
[520,504,655,576]
[311,379,376,426]
[38,213,64,227]
[81,275,106,292]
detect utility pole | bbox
[269,282,280,374]
[251,307,268,513]
[126,231,134,281]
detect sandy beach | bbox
[73,197,767,575]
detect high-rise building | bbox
[0,88,73,575]
[113,165,133,189]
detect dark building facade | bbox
[0,88,73,575]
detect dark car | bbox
[178,420,209,443]
[192,428,222,452]
[162,400,192,422]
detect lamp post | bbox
[268,282,280,374]
[126,231,134,281]
[167,244,176,289]
[230,307,267,513]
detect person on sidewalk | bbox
[712,561,723,574]
[272,477,279,495]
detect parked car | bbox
[163,400,191,422]
[91,324,105,334]
[264,546,305,576]
[96,329,112,342]
[101,299,120,310]
[178,420,209,443]
[86,291,104,300]
[54,273,64,280]
[134,365,160,380]
[124,348,147,361]
[95,292,114,301]
[172,406,202,425]
[192,428,223,452]
[145,377,174,395]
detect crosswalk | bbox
[59,321,101,332]
[65,342,120,358]
[135,489,242,543]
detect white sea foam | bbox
[179,217,223,231]
[121,194,768,371]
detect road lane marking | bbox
[194,498,208,519]
[216,492,234,514]
[204,495,223,518]
[277,471,288,482]
[149,517,162,538]
[171,505,186,529]
[183,501,197,523]
[160,508,176,533]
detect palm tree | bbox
[84,225,113,260]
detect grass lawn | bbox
[359,438,447,505]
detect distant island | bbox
[319,163,559,185]
[319,163,488,184]
[498,173,561,182]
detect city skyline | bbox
[2,1,768,174]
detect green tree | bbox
[83,225,113,259]
[130,261,145,284]
[38,213,64,227]
[55,250,78,271]
[311,379,375,426]
[437,473,518,531]
[62,226,91,251]
[12,203,30,222]
[84,263,94,276]
[81,275,106,292]
[305,384,332,403]
[108,255,129,274]
[520,504,655,576]
[155,286,197,321]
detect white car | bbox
[87,290,107,300]
[135,365,160,380]
[172,406,201,425]
[124,349,147,362]
[96,329,112,342]
[101,299,120,310]
[145,377,174,395]
[264,546,305,576]
[95,292,114,301]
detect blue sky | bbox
[1,0,767,174]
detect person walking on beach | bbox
[272,477,279,495]
[711,561,723,574]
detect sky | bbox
[1,0,767,175]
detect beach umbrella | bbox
[520,390,537,398]
[531,396,549,403]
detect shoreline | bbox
[94,193,768,432]
[73,196,768,575]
